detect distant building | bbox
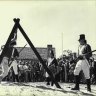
[16,45,55,65]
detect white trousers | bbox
[74,59,90,79]
[0,57,9,78]
[9,60,18,75]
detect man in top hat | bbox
[71,34,92,92]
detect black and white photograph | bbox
[0,0,96,96]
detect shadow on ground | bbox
[1,82,95,96]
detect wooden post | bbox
[0,18,19,64]
[16,19,61,89]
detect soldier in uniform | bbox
[46,50,58,86]
[8,42,19,82]
[71,34,92,92]
[0,41,17,82]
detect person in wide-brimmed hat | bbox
[71,34,92,92]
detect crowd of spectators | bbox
[6,60,45,82]
[57,56,96,84]
[2,56,96,85]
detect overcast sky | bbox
[0,1,96,58]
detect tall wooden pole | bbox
[0,18,19,64]
[62,32,63,56]
[16,19,61,89]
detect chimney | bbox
[47,45,52,58]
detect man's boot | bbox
[0,76,3,83]
[51,81,54,86]
[46,77,50,85]
[86,79,91,92]
[71,75,80,90]
[15,75,19,82]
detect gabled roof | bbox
[16,47,55,60]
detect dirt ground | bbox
[0,82,96,96]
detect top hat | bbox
[78,34,85,41]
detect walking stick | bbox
[18,44,27,54]
[8,44,27,67]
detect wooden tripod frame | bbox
[0,18,61,89]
